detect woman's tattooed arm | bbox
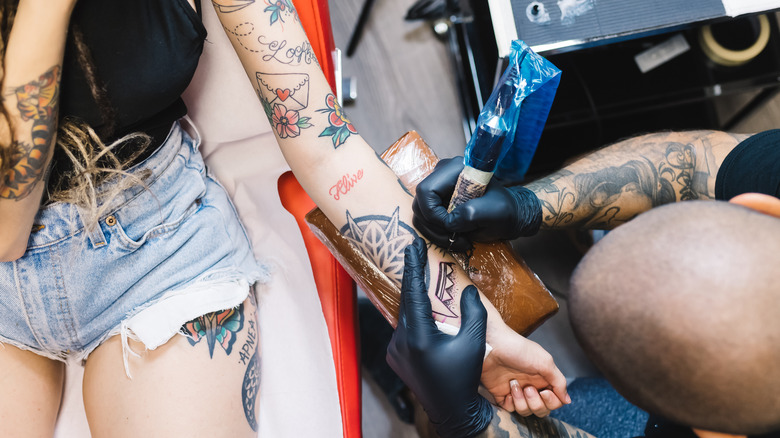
[524,131,752,229]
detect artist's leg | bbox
[0,345,64,436]
[83,294,261,437]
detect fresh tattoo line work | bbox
[181,305,244,358]
[433,261,458,319]
[1,65,60,200]
[329,169,364,200]
[318,94,358,149]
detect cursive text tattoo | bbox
[258,36,317,66]
[329,169,364,200]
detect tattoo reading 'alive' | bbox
[1,66,60,200]
[317,94,358,149]
[329,169,364,200]
[264,0,297,26]
[181,305,244,358]
[340,207,419,286]
[258,36,317,66]
[213,0,256,13]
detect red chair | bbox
[280,2,361,437]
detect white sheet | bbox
[52,3,343,436]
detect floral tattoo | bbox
[272,103,312,138]
[317,94,358,149]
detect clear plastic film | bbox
[465,40,561,184]
[305,131,558,335]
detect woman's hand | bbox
[482,325,570,417]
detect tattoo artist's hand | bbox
[481,325,571,417]
[412,157,543,251]
[387,238,493,438]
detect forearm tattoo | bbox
[525,131,750,229]
[478,408,595,438]
[1,65,60,200]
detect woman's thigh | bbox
[83,294,260,437]
[0,345,64,437]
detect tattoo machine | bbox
[449,40,561,211]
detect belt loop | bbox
[86,220,107,248]
[180,115,202,149]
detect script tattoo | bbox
[212,0,256,13]
[658,142,697,201]
[1,65,60,200]
[340,207,419,286]
[258,36,317,66]
[329,169,364,200]
[181,305,244,358]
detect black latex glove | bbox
[387,238,493,438]
[412,157,543,251]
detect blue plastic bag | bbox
[464,40,561,184]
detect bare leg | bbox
[0,344,63,437]
[83,294,261,437]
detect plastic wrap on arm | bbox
[305,131,558,335]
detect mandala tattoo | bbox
[181,305,245,358]
[340,207,419,286]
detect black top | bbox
[52,0,206,188]
[715,129,780,200]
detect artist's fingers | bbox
[456,286,487,347]
[400,238,437,336]
[509,380,532,416]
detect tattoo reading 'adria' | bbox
[329,169,364,200]
[1,65,60,200]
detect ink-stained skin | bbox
[1,66,60,200]
[525,131,750,229]
[317,93,358,149]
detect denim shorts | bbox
[0,119,268,367]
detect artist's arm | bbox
[211,1,567,410]
[414,131,752,249]
[0,0,74,261]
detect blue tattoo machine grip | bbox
[450,40,561,210]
